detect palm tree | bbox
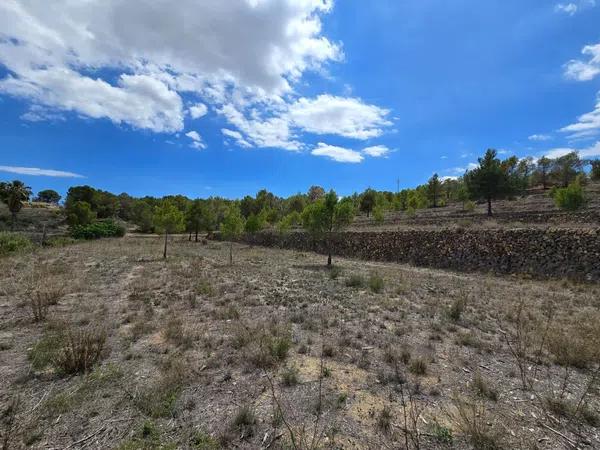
[1,180,32,228]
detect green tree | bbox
[427,174,442,208]
[277,211,301,234]
[359,188,377,217]
[185,199,204,242]
[552,152,583,188]
[153,201,185,259]
[220,205,245,265]
[67,201,96,227]
[1,180,32,228]
[464,149,509,216]
[35,189,61,204]
[536,156,553,190]
[553,178,586,211]
[373,204,385,224]
[244,213,264,234]
[301,190,354,266]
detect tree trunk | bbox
[327,252,332,266]
[195,226,199,242]
[163,231,168,259]
[229,241,233,265]
[188,231,192,241]
[487,197,493,216]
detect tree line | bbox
[1,149,599,259]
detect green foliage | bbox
[368,273,384,293]
[67,200,97,227]
[427,173,442,207]
[153,201,185,234]
[244,213,264,234]
[0,180,32,220]
[35,189,61,204]
[71,219,125,240]
[359,188,377,216]
[552,152,583,187]
[0,232,33,256]
[277,211,301,233]
[464,149,510,215]
[220,205,245,240]
[553,179,586,211]
[373,205,385,224]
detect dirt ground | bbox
[0,235,599,449]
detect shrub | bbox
[231,405,256,438]
[376,406,392,434]
[281,366,299,386]
[368,273,384,293]
[464,200,476,212]
[408,357,427,375]
[553,180,585,211]
[346,274,365,288]
[472,372,499,401]
[0,232,32,256]
[447,297,465,322]
[30,293,49,322]
[452,399,503,450]
[53,327,107,375]
[71,219,126,240]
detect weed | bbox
[472,372,499,401]
[346,274,365,288]
[231,405,256,438]
[376,406,392,434]
[281,366,299,386]
[408,357,427,376]
[368,273,384,293]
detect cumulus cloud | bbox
[185,130,206,150]
[560,94,600,138]
[564,43,600,81]
[362,145,390,157]
[311,143,364,163]
[0,0,343,135]
[287,95,391,140]
[188,103,208,119]
[528,134,552,141]
[0,165,84,177]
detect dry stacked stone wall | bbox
[221,229,600,281]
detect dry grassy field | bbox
[1,236,599,449]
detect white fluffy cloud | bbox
[362,145,390,157]
[188,103,208,119]
[564,43,600,81]
[310,143,391,163]
[311,143,363,163]
[185,130,206,150]
[560,94,600,138]
[287,95,391,140]
[0,165,84,177]
[0,0,342,134]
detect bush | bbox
[553,180,585,211]
[346,274,365,288]
[0,232,32,256]
[71,220,126,240]
[368,273,384,293]
[464,200,476,212]
[54,327,107,375]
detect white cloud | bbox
[543,141,600,159]
[440,175,458,182]
[564,43,600,81]
[0,165,84,177]
[311,143,363,163]
[0,0,342,134]
[528,134,552,141]
[188,103,208,119]
[221,128,252,148]
[185,130,206,150]
[555,3,578,15]
[560,94,600,138]
[287,95,391,140]
[555,0,596,16]
[362,145,390,157]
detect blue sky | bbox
[1,0,599,199]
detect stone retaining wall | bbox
[222,229,600,281]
